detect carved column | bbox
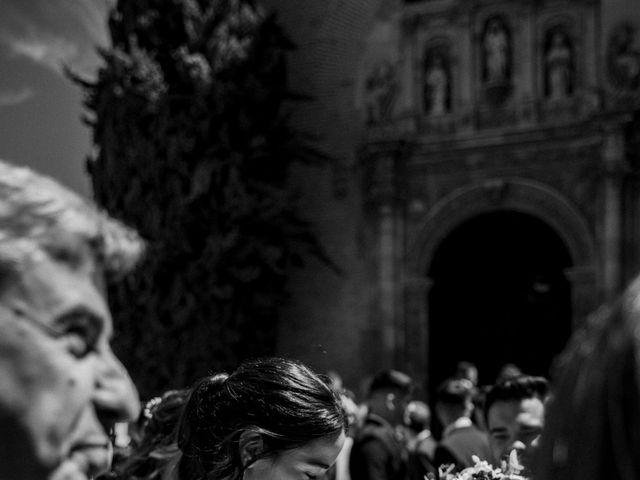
[364,148,403,369]
[602,127,626,301]
[403,276,433,394]
[379,202,397,365]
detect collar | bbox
[442,416,473,438]
[415,429,432,443]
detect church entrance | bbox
[427,210,573,396]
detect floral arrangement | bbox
[437,450,527,480]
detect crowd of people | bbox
[1,156,640,480]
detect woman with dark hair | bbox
[173,357,347,480]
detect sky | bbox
[0,0,114,198]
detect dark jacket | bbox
[350,414,407,480]
[434,424,491,472]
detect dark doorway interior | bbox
[427,210,572,399]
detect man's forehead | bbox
[489,397,545,426]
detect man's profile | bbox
[0,160,144,480]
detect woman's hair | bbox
[114,389,189,480]
[534,275,640,480]
[176,357,347,480]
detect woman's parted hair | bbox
[177,357,347,480]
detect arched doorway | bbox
[427,210,573,394]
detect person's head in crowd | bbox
[535,275,640,480]
[176,357,347,480]
[455,361,479,386]
[0,160,144,480]
[405,400,431,434]
[365,369,414,426]
[484,375,548,473]
[495,363,523,384]
[326,369,344,392]
[435,377,475,428]
[116,389,189,479]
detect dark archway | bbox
[427,210,573,396]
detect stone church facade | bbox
[264,0,640,394]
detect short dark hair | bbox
[436,378,474,406]
[368,369,413,396]
[484,375,549,423]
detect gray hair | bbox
[0,159,144,281]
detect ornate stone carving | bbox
[424,49,451,116]
[545,28,574,100]
[365,61,399,125]
[607,23,640,91]
[481,15,512,104]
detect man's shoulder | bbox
[440,425,489,451]
[353,415,401,453]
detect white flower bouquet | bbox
[437,450,526,480]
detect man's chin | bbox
[48,460,91,480]
[48,447,112,480]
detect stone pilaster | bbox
[402,276,433,393]
[564,265,597,329]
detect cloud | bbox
[58,0,114,46]
[1,30,79,73]
[0,0,113,77]
[0,87,34,107]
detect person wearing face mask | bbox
[0,159,144,480]
[349,369,414,480]
[170,357,347,480]
[484,375,548,476]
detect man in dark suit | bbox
[350,370,413,480]
[434,378,492,471]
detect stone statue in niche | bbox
[365,61,398,124]
[607,23,640,91]
[545,29,573,100]
[424,53,450,115]
[483,16,510,83]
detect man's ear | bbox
[385,392,396,411]
[239,431,264,468]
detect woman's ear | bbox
[239,431,264,468]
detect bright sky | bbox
[0,0,114,197]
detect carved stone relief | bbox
[423,46,451,116]
[365,60,399,125]
[544,27,574,101]
[607,23,640,91]
[481,15,512,105]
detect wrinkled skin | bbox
[0,248,140,480]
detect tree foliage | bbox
[73,0,330,397]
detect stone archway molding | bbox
[407,177,596,274]
[400,178,598,380]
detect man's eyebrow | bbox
[56,305,108,338]
[520,425,543,431]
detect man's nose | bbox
[510,440,527,452]
[93,350,140,423]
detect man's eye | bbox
[63,327,93,357]
[59,313,99,358]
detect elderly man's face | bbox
[0,249,140,480]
